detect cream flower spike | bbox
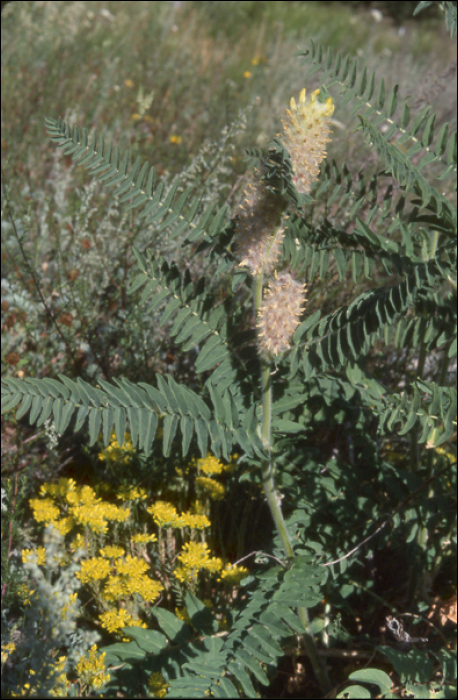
[281,88,334,194]
[256,271,306,357]
[234,174,285,277]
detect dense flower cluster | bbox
[234,175,285,277]
[257,271,307,356]
[218,564,249,586]
[98,432,135,465]
[30,478,130,536]
[147,500,181,527]
[281,87,334,194]
[196,476,225,500]
[174,542,224,583]
[75,644,110,690]
[148,672,169,698]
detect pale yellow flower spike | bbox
[281,87,335,194]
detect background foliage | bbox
[1,1,457,698]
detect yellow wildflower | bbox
[117,485,148,501]
[179,512,211,529]
[76,557,111,584]
[99,545,125,558]
[29,498,60,524]
[148,672,169,698]
[195,476,225,500]
[131,533,158,544]
[148,501,181,527]
[75,645,110,690]
[197,454,225,475]
[219,564,249,586]
[99,607,133,634]
[22,546,46,566]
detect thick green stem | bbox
[254,275,332,695]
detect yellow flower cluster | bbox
[148,500,180,527]
[174,542,223,583]
[117,485,148,501]
[99,545,125,558]
[148,672,169,698]
[22,546,46,566]
[98,432,135,465]
[281,87,334,195]
[131,533,158,544]
[30,479,130,536]
[75,644,110,690]
[6,655,68,698]
[147,501,211,529]
[99,608,147,635]
[195,476,225,500]
[197,454,225,475]
[76,553,163,605]
[218,564,249,586]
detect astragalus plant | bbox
[2,3,456,697]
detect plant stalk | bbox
[255,275,332,695]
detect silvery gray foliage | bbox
[3,525,100,696]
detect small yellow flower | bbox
[148,501,181,527]
[22,546,46,566]
[75,644,110,689]
[99,545,125,558]
[219,564,249,586]
[124,79,134,88]
[76,557,111,584]
[195,476,225,500]
[179,512,211,529]
[29,497,60,524]
[148,672,169,698]
[177,541,211,568]
[197,454,225,475]
[117,485,147,501]
[99,607,133,634]
[169,134,183,144]
[243,71,252,78]
[131,533,158,544]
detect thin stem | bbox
[254,274,332,695]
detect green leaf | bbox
[348,668,392,695]
[162,414,179,457]
[185,592,218,636]
[150,608,192,645]
[272,419,304,434]
[195,335,229,373]
[121,627,168,654]
[337,684,371,698]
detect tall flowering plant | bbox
[4,13,456,692]
[233,88,335,692]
